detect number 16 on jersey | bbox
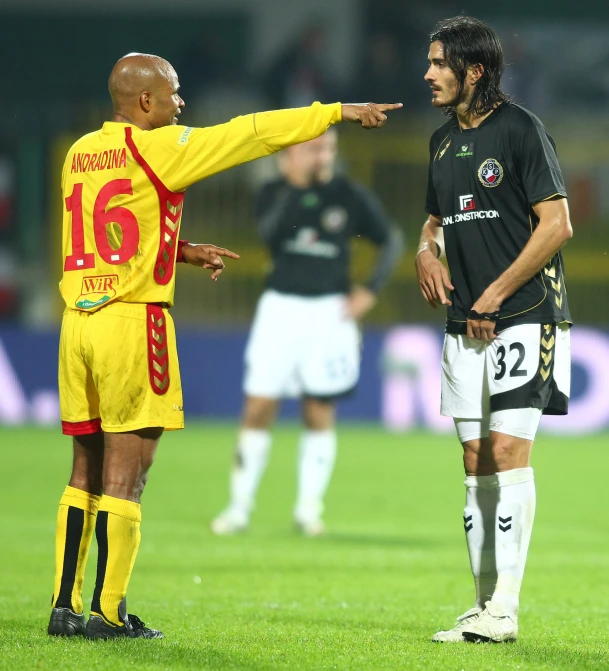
[64,179,140,271]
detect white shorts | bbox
[243,290,361,399]
[441,322,571,422]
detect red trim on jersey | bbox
[146,304,170,396]
[177,239,189,263]
[124,127,184,286]
[62,418,102,436]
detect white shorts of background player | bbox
[244,290,361,399]
[441,322,571,441]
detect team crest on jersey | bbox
[478,158,504,187]
[321,206,348,233]
[75,274,118,309]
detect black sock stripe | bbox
[56,507,85,610]
[91,511,109,616]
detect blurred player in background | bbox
[48,51,402,640]
[416,17,572,643]
[211,128,404,537]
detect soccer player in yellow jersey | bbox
[47,52,401,640]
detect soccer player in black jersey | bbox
[415,17,573,643]
[212,128,404,536]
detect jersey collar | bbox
[456,102,506,134]
[101,121,138,135]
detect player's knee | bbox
[69,461,104,495]
[462,449,477,475]
[102,478,138,502]
[242,411,273,430]
[302,399,335,430]
[242,398,276,429]
[69,473,103,496]
[303,413,334,431]
[463,452,495,476]
[462,440,494,476]
[492,437,530,472]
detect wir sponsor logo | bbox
[76,274,119,309]
[80,275,118,295]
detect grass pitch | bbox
[1,424,608,670]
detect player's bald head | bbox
[108,52,184,129]
[108,53,177,106]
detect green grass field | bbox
[1,424,609,670]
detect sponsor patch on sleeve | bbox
[177,127,194,146]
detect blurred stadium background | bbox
[0,0,608,432]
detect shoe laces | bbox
[483,601,514,620]
[126,614,147,631]
[456,607,482,623]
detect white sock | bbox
[464,474,499,609]
[491,467,536,617]
[227,429,272,517]
[294,430,337,521]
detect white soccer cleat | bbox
[210,509,249,536]
[432,607,482,642]
[462,601,518,643]
[295,517,326,537]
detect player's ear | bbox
[140,91,152,113]
[469,63,484,85]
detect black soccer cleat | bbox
[47,607,86,637]
[85,613,164,640]
[124,613,164,639]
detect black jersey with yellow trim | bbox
[425,102,571,334]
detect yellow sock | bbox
[90,495,141,627]
[52,486,100,614]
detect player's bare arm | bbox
[415,214,454,309]
[341,103,403,128]
[345,286,377,320]
[181,243,240,282]
[468,198,573,341]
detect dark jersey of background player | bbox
[257,175,403,296]
[425,102,571,334]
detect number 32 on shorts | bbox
[494,342,527,380]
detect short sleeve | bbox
[517,120,567,205]
[425,136,441,216]
[352,184,392,244]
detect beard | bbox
[433,83,465,109]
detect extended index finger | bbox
[373,103,403,112]
[210,247,240,260]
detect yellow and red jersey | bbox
[59,102,342,311]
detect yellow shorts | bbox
[59,302,184,435]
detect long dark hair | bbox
[430,16,509,118]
